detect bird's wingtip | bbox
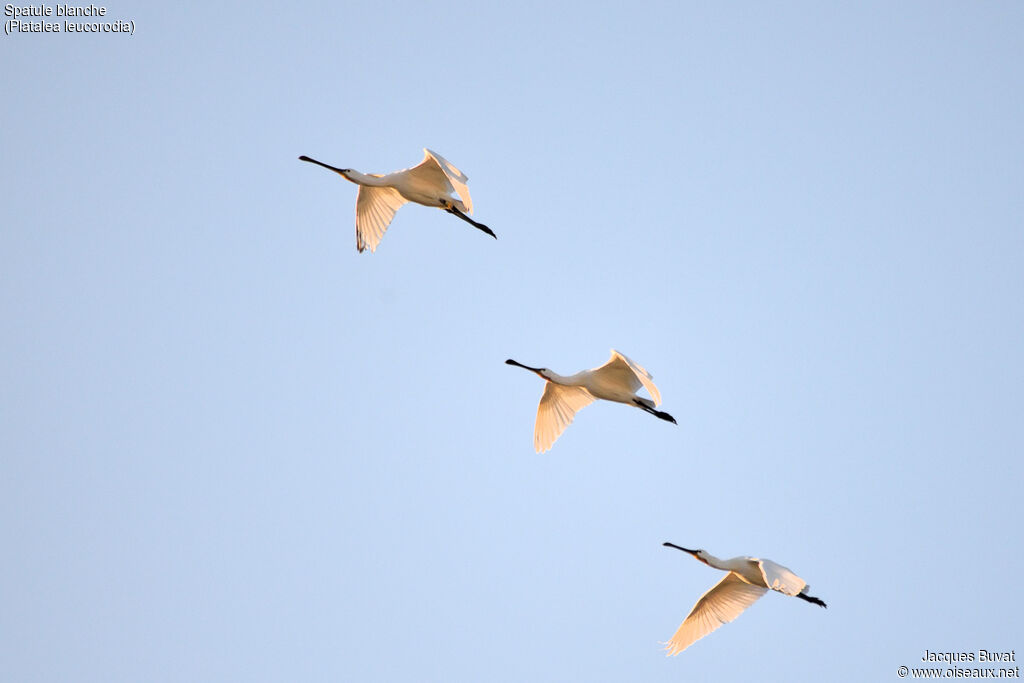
[661,641,681,657]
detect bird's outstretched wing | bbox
[664,573,767,656]
[756,559,807,597]
[355,185,408,253]
[534,383,595,453]
[591,350,663,405]
[406,149,473,214]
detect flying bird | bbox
[298,149,495,253]
[505,350,675,453]
[661,542,826,655]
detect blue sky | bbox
[3,2,1022,681]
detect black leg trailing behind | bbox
[445,205,497,239]
[633,398,677,425]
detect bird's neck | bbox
[544,371,586,387]
[702,554,733,571]
[342,170,389,186]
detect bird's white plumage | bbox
[662,548,823,656]
[507,349,672,452]
[353,150,473,252]
[591,350,663,406]
[665,572,768,656]
[355,185,407,253]
[534,383,596,453]
[418,149,473,214]
[300,148,490,252]
[756,559,808,597]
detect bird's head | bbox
[505,359,550,380]
[663,542,710,565]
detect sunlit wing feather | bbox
[534,383,595,453]
[757,559,807,597]
[355,185,407,253]
[591,350,663,405]
[664,573,767,656]
[423,148,474,214]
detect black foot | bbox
[633,399,677,425]
[655,410,677,425]
[797,593,827,608]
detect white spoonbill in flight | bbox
[661,542,826,655]
[298,149,495,253]
[505,350,676,453]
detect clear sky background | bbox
[3,2,1022,681]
